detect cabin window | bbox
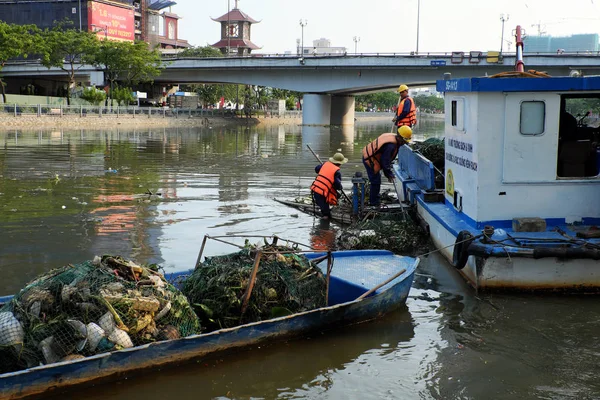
[520,101,545,135]
[451,98,464,131]
[557,95,600,178]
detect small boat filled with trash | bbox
[0,235,418,399]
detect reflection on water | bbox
[5,117,600,400]
[309,218,337,251]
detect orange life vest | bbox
[362,133,401,174]
[396,97,417,127]
[310,161,340,205]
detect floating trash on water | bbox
[61,205,66,209]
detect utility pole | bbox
[500,14,510,55]
[78,0,82,31]
[353,36,360,54]
[416,0,421,54]
[227,0,231,56]
[299,19,307,57]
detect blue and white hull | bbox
[414,195,600,291]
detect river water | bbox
[1,117,599,400]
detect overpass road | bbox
[3,52,600,125]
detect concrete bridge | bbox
[3,52,600,125]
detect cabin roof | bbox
[436,76,600,93]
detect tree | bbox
[80,87,106,105]
[0,22,40,103]
[413,94,444,113]
[112,85,135,106]
[93,40,163,106]
[40,21,99,105]
[179,46,223,58]
[355,91,399,111]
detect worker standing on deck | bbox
[310,152,348,220]
[362,126,412,207]
[394,84,417,129]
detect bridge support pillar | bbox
[302,94,331,125]
[330,95,355,125]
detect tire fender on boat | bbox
[452,230,474,270]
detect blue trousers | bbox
[363,160,381,206]
[312,192,331,217]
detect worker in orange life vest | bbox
[310,152,348,220]
[362,126,412,206]
[393,84,417,129]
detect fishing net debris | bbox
[0,255,200,373]
[182,242,327,332]
[338,214,430,256]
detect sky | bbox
[172,0,600,54]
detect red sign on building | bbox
[89,1,134,42]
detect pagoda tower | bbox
[211,0,261,56]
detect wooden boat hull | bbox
[0,250,417,399]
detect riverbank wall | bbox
[0,111,441,131]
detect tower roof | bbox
[212,8,260,24]
[211,38,260,50]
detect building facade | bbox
[525,33,600,53]
[298,38,347,56]
[0,0,189,50]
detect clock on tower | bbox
[226,23,239,38]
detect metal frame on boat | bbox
[0,236,418,399]
[395,25,600,292]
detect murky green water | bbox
[3,117,599,400]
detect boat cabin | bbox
[435,76,600,229]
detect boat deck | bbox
[416,194,600,246]
[306,250,415,304]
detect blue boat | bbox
[395,25,600,291]
[0,249,418,400]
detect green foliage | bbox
[270,88,301,110]
[355,91,399,111]
[80,87,106,105]
[39,21,99,105]
[565,97,600,118]
[413,94,444,113]
[112,85,135,106]
[0,22,41,102]
[194,84,221,107]
[93,40,163,105]
[179,46,223,58]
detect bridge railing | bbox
[0,104,303,119]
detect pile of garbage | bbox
[0,256,200,373]
[182,242,327,332]
[412,138,445,170]
[337,214,429,256]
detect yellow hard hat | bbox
[397,125,412,141]
[397,84,409,93]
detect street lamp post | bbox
[227,0,231,56]
[416,0,421,54]
[299,19,307,57]
[78,0,82,31]
[353,36,360,54]
[500,14,510,55]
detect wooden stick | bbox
[240,250,262,316]
[325,251,332,306]
[356,268,407,300]
[194,235,209,269]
